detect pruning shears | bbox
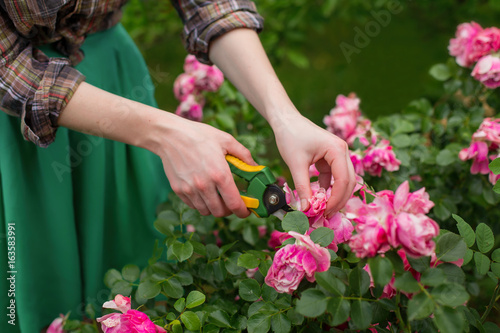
[226,155,293,219]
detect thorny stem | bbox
[480,280,500,323]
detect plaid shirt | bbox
[0,0,263,147]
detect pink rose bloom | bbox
[459,141,490,174]
[47,314,66,333]
[362,140,401,177]
[448,22,483,67]
[268,230,292,249]
[265,231,330,294]
[489,170,500,184]
[258,225,267,238]
[468,28,500,64]
[349,220,390,258]
[393,181,434,215]
[175,94,204,122]
[183,55,202,73]
[283,181,330,215]
[473,117,500,144]
[391,213,439,258]
[309,164,320,177]
[173,73,197,101]
[472,55,500,89]
[97,295,166,333]
[183,55,224,92]
[346,118,377,147]
[323,94,361,140]
[326,212,354,244]
[349,151,365,176]
[246,267,259,279]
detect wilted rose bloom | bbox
[362,140,401,177]
[173,73,197,101]
[323,93,361,140]
[448,21,483,67]
[472,55,500,89]
[265,231,330,294]
[47,314,66,333]
[175,94,204,122]
[459,141,490,174]
[97,295,166,333]
[392,181,434,215]
[391,213,439,258]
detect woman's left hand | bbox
[272,112,356,217]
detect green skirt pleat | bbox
[0,24,171,332]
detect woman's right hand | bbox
[150,113,256,218]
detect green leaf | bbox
[474,252,491,275]
[206,244,220,260]
[385,251,405,275]
[463,249,473,265]
[420,268,446,287]
[247,313,271,333]
[493,181,500,194]
[394,271,420,293]
[436,233,467,262]
[286,309,304,326]
[433,306,464,333]
[220,241,237,255]
[162,278,184,298]
[111,280,132,296]
[239,279,261,302]
[287,49,309,68]
[429,63,451,81]
[191,241,206,256]
[203,324,219,333]
[215,113,236,130]
[476,223,495,253]
[492,249,500,262]
[281,211,309,234]
[315,270,346,296]
[453,214,475,248]
[350,300,372,330]
[181,311,202,331]
[208,310,232,328]
[484,321,500,333]
[171,241,194,262]
[174,298,186,312]
[408,292,434,321]
[436,149,455,166]
[226,252,246,275]
[154,210,179,235]
[261,284,278,302]
[104,269,122,288]
[231,314,247,331]
[137,280,161,299]
[175,271,193,286]
[122,264,140,283]
[172,323,183,333]
[491,262,500,278]
[440,263,466,285]
[368,256,394,287]
[309,227,334,247]
[186,291,206,309]
[237,253,259,269]
[271,313,291,333]
[489,158,500,175]
[348,266,370,296]
[326,297,350,326]
[432,283,470,307]
[295,289,328,318]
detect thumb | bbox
[289,164,312,211]
[225,137,257,166]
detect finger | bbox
[335,152,356,210]
[178,192,211,216]
[225,136,257,166]
[288,161,313,212]
[315,159,332,190]
[200,188,232,217]
[215,165,252,218]
[324,149,351,216]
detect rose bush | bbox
[46,23,500,333]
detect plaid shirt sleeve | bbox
[0,2,85,148]
[171,0,264,64]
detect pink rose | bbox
[175,94,204,122]
[448,22,483,67]
[346,118,377,147]
[393,181,434,215]
[268,230,292,249]
[309,164,320,178]
[47,314,66,333]
[324,94,361,140]
[362,140,401,177]
[473,117,500,144]
[349,151,365,176]
[326,212,354,244]
[349,220,390,258]
[173,73,197,101]
[459,141,490,174]
[468,28,500,64]
[391,213,439,258]
[472,55,500,89]
[97,295,166,333]
[183,55,202,73]
[246,267,259,279]
[265,231,330,294]
[183,55,225,91]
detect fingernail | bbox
[300,199,308,211]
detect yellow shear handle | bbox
[240,195,260,209]
[225,155,265,172]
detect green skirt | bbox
[0,24,171,332]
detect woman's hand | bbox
[152,115,255,218]
[272,112,356,217]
